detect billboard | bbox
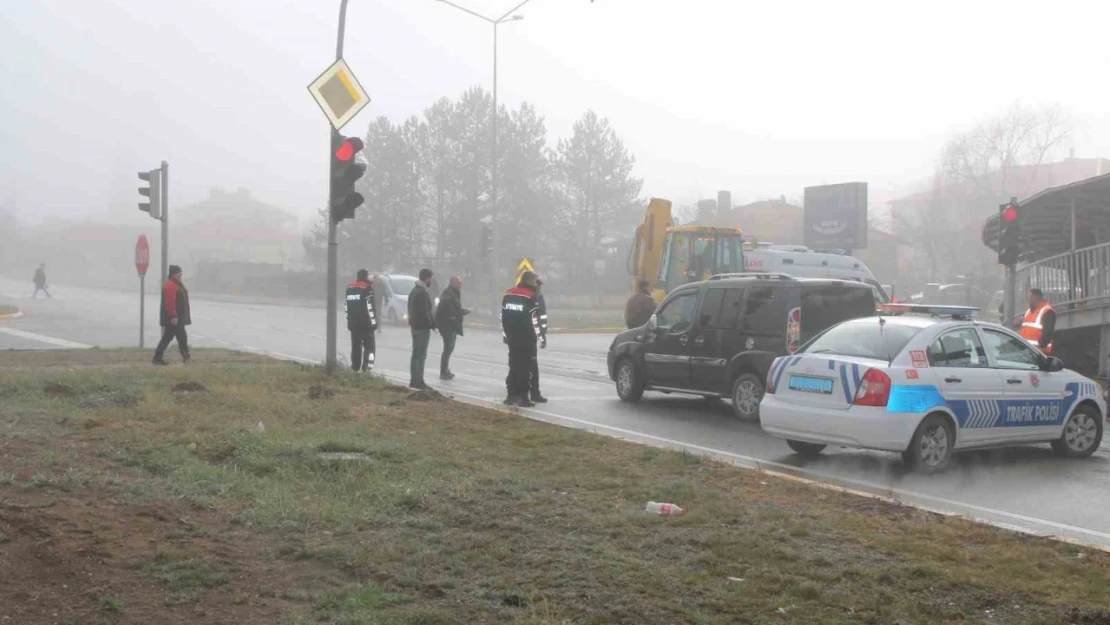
[803,182,868,250]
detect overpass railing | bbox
[1013,241,1110,319]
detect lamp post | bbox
[435,0,532,310]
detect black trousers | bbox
[155,324,189,358]
[350,327,376,371]
[506,339,537,398]
[530,352,541,394]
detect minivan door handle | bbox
[944,377,962,383]
[1007,378,1023,385]
[694,335,705,346]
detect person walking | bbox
[434,276,470,380]
[407,268,436,389]
[345,269,378,372]
[501,271,542,407]
[529,278,549,403]
[32,264,51,299]
[625,279,657,328]
[153,265,191,365]
[1020,287,1056,355]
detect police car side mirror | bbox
[1043,356,1065,373]
[648,314,658,332]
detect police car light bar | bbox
[878,303,979,318]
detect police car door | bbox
[925,327,1004,445]
[980,328,1067,442]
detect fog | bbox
[4,0,1109,222]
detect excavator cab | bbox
[656,227,745,297]
[628,198,745,301]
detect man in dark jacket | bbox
[501,271,541,407]
[625,279,657,328]
[32,263,51,299]
[408,268,436,389]
[529,278,548,403]
[153,265,191,365]
[434,276,470,380]
[346,269,379,372]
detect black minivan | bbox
[607,274,876,420]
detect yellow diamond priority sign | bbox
[514,258,535,286]
[307,58,370,131]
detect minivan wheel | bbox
[730,373,764,422]
[615,359,645,402]
[1051,405,1103,458]
[787,440,826,457]
[904,414,955,473]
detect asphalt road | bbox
[3,277,1110,548]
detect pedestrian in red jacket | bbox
[153,265,191,365]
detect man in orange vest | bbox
[1019,288,1056,354]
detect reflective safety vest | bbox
[1019,302,1054,353]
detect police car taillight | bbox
[766,367,776,395]
[853,368,891,406]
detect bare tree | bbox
[895,103,1073,291]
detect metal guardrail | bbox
[1012,241,1110,322]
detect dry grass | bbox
[1,349,1109,625]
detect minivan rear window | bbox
[800,284,876,342]
[802,320,921,361]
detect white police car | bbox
[759,304,1105,473]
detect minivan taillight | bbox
[853,368,891,406]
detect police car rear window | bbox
[802,320,921,361]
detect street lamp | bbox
[435,0,534,311]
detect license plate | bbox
[788,375,834,394]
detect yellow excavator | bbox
[628,198,746,302]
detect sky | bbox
[3,0,1109,229]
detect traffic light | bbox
[330,135,365,223]
[138,169,162,220]
[998,200,1022,266]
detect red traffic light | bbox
[1002,205,1019,222]
[335,137,363,162]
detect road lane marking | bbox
[0,327,92,349]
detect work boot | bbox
[152,355,168,366]
[517,397,536,408]
[530,392,548,403]
[440,371,455,380]
[181,351,191,364]
[503,395,519,406]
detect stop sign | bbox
[135,235,150,277]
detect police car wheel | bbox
[905,414,954,473]
[730,373,763,422]
[615,359,644,402]
[1051,405,1103,458]
[786,440,826,457]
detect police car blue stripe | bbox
[850,363,861,390]
[838,364,852,403]
[828,360,835,370]
[772,358,790,393]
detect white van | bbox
[743,248,889,303]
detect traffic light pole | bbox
[325,0,350,374]
[160,161,169,284]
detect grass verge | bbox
[0,349,1108,625]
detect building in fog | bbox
[176,187,301,266]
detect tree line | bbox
[304,86,643,289]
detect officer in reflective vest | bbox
[346,269,379,371]
[1019,287,1056,354]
